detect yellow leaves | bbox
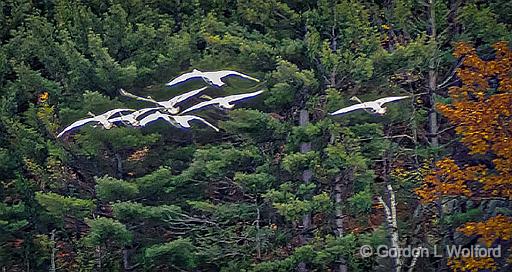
[415,159,477,203]
[419,42,512,201]
[127,146,150,162]
[493,41,509,53]
[453,42,476,58]
[38,91,49,103]
[427,42,512,269]
[458,216,512,247]
[205,34,222,44]
[36,102,59,134]
[423,42,512,269]
[448,256,497,272]
[436,43,512,158]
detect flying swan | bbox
[138,112,219,131]
[181,90,264,114]
[119,87,207,114]
[330,96,410,116]
[166,69,259,88]
[108,107,162,127]
[57,108,135,137]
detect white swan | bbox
[138,112,219,131]
[57,108,135,137]
[181,90,264,114]
[108,107,161,126]
[119,87,207,114]
[166,69,259,88]
[330,96,410,116]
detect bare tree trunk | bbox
[407,246,422,272]
[378,184,402,272]
[123,248,129,271]
[297,109,312,272]
[96,245,102,271]
[334,176,344,237]
[428,0,439,151]
[50,229,56,272]
[333,174,348,272]
[114,153,123,179]
[256,200,261,259]
[448,0,463,37]
[25,249,30,272]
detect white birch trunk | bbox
[378,184,402,272]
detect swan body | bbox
[120,87,207,114]
[166,69,259,88]
[181,90,264,114]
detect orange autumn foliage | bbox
[458,215,512,247]
[127,146,150,162]
[416,42,512,271]
[448,256,498,272]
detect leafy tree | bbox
[0,1,510,271]
[417,42,512,271]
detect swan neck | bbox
[353,96,363,104]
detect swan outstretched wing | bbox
[119,89,158,104]
[170,87,208,105]
[165,70,203,87]
[138,112,176,127]
[374,96,409,105]
[139,112,164,126]
[109,115,134,124]
[180,99,221,114]
[181,90,263,114]
[102,108,136,118]
[223,90,264,103]
[57,118,98,137]
[209,70,260,82]
[172,115,219,132]
[133,107,162,117]
[330,104,371,115]
[112,107,160,121]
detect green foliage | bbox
[0,202,29,232]
[0,148,18,179]
[112,202,181,222]
[443,208,485,227]
[304,0,380,85]
[95,176,139,202]
[35,192,94,219]
[135,167,174,198]
[372,36,435,76]
[144,238,197,269]
[254,234,366,271]
[0,0,510,270]
[83,217,132,247]
[459,4,510,44]
[222,109,287,142]
[282,151,320,172]
[234,172,276,193]
[174,145,263,185]
[265,60,318,108]
[347,190,373,214]
[264,183,331,221]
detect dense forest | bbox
[0,0,511,271]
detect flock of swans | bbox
[57,68,410,138]
[57,70,262,138]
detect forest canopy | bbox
[0,0,511,271]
